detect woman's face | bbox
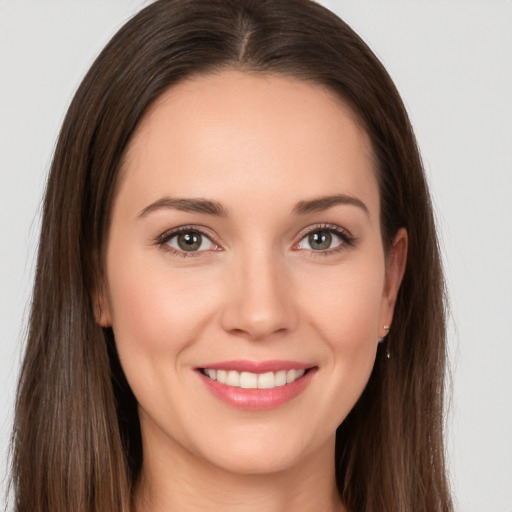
[97,70,406,476]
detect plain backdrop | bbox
[1,1,511,510]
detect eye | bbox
[295,225,354,253]
[158,227,219,255]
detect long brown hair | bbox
[10,1,452,510]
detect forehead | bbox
[119,69,378,219]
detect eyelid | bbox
[293,223,356,253]
[155,225,222,256]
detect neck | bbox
[134,431,346,512]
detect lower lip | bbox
[197,368,317,410]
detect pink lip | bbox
[196,361,317,410]
[197,359,313,373]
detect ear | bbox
[378,227,408,334]
[92,279,112,328]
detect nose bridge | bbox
[220,242,297,340]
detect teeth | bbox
[258,372,275,389]
[225,370,240,387]
[216,370,227,384]
[240,371,258,388]
[275,370,287,386]
[202,368,307,389]
[286,369,305,383]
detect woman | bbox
[10,0,452,511]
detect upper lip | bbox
[197,360,315,373]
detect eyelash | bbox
[155,225,219,259]
[294,223,356,257]
[155,223,356,258]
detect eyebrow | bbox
[138,193,369,219]
[138,197,228,218]
[292,194,369,216]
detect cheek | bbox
[296,260,385,419]
[105,251,220,380]
[299,262,385,349]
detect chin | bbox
[193,424,332,477]
[206,447,306,476]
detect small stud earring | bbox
[379,325,391,358]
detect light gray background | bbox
[1,1,511,510]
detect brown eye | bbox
[177,232,202,251]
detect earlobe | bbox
[93,282,112,328]
[381,227,408,326]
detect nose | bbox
[219,248,298,341]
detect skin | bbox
[96,70,407,512]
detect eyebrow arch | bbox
[138,197,228,218]
[292,194,369,216]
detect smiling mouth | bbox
[199,368,309,389]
